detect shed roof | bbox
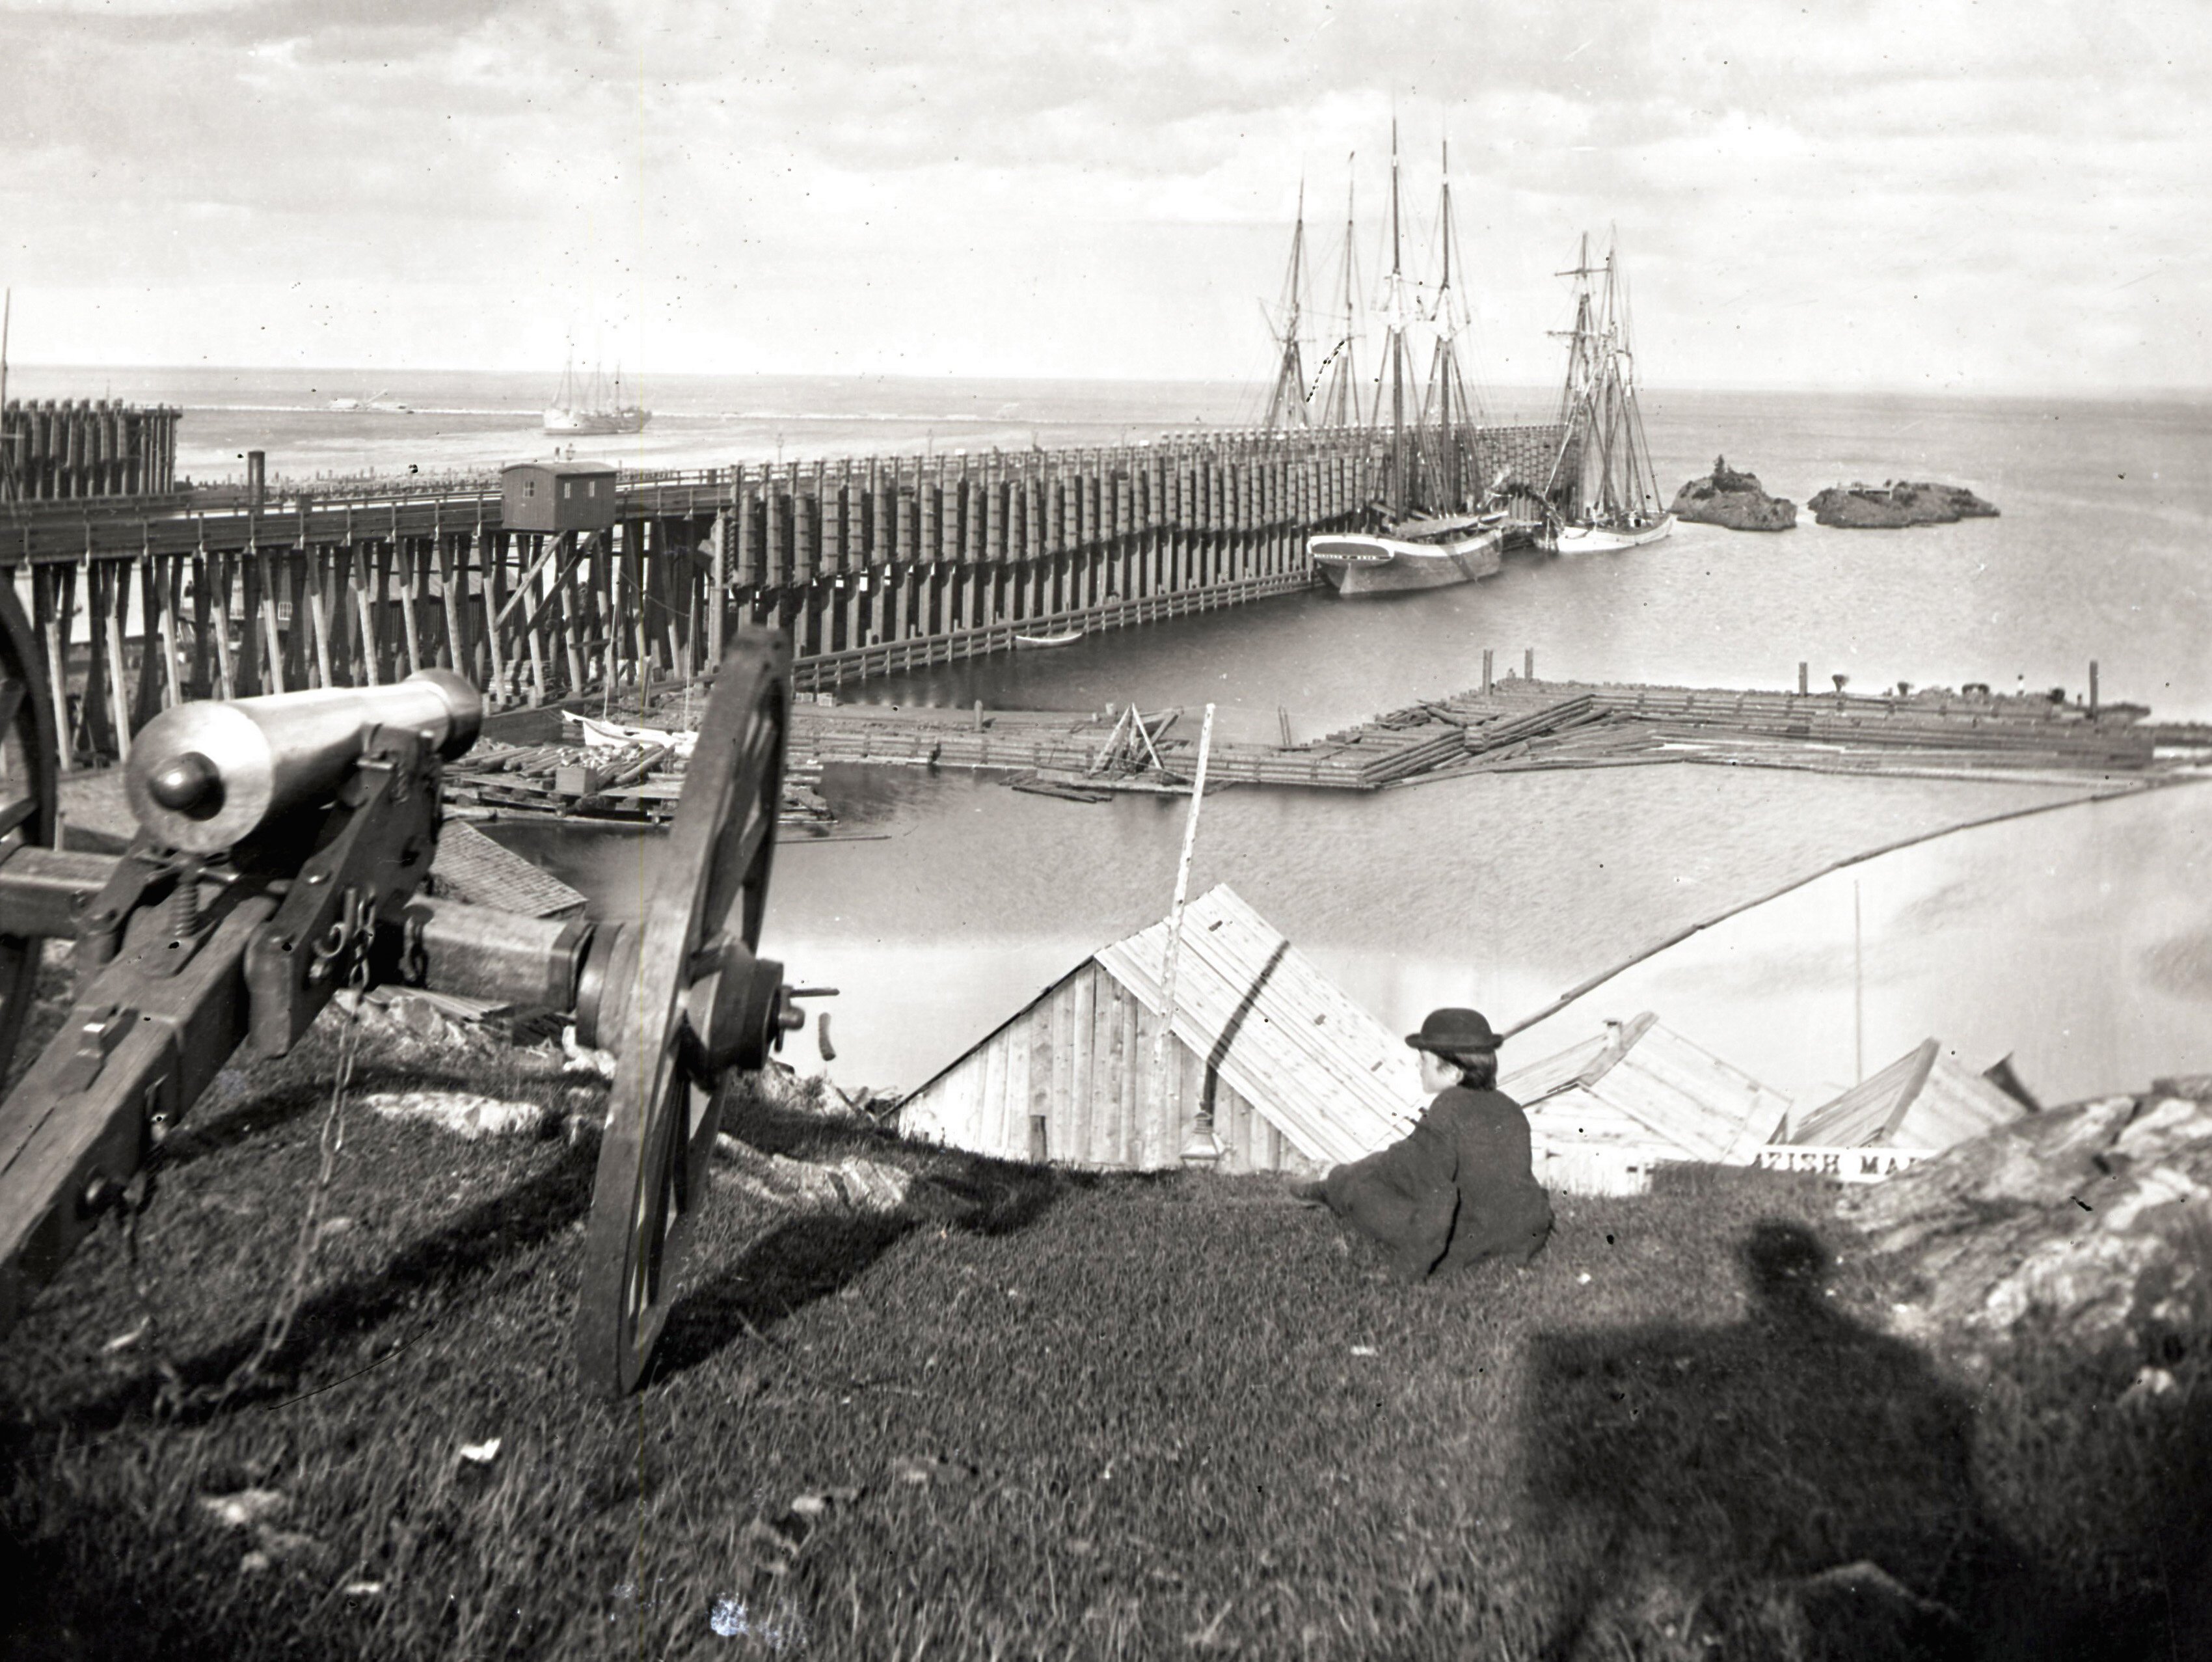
[502,459,617,478]
[1091,884,1423,1165]
[1503,1013,1791,1165]
[1787,1039,2026,1149]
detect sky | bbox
[0,0,2205,393]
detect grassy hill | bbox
[2,1001,2202,1660]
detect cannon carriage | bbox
[0,579,802,1395]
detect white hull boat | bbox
[1312,515,1504,596]
[1549,512,1676,554]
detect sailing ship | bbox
[1306,132,1505,596]
[544,355,650,436]
[1542,235,1673,552]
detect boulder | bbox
[1669,455,1798,531]
[1807,481,1999,528]
[1839,1080,2212,1363]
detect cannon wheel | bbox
[0,577,59,1089]
[575,629,790,1396]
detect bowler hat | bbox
[1405,1007,1498,1055]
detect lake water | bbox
[16,365,2207,1102]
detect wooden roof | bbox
[1503,1013,1791,1165]
[1787,1039,2027,1149]
[428,820,587,919]
[1092,884,1423,1165]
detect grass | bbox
[3,979,2207,1661]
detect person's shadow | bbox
[1526,1221,2060,1661]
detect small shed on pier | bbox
[1782,1038,2027,1151]
[1502,1013,1793,1195]
[502,460,618,534]
[894,884,1423,1172]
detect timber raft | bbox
[781,675,2211,793]
[1,409,1570,772]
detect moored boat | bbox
[1306,130,1504,599]
[1312,511,1504,595]
[1014,628,1085,648]
[1548,513,1674,554]
[1542,235,1672,554]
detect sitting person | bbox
[1299,1007,1553,1279]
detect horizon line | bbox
[4,361,2207,407]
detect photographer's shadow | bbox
[1527,1221,2057,1660]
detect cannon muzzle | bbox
[126,670,482,852]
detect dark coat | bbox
[1321,1085,1553,1280]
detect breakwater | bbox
[1,420,1569,768]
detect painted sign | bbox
[1749,1145,1937,1182]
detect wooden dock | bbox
[1,416,1572,776]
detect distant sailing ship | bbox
[544,356,649,436]
[1543,235,1673,552]
[1301,131,1505,596]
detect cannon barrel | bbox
[125,671,482,852]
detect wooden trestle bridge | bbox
[2,420,1568,770]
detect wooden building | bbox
[1782,1038,2027,1151]
[895,884,1423,1173]
[500,460,619,533]
[1502,1013,1794,1195]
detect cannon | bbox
[0,578,799,1394]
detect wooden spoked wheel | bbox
[576,628,791,1396]
[0,577,59,1089]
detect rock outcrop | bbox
[1669,456,1798,531]
[1839,1075,2212,1367]
[1807,480,1999,528]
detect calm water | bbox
[1505,780,2212,1111]
[16,365,2204,1098]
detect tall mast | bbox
[1598,234,1661,524]
[1262,180,1312,430]
[1543,232,1605,517]
[1315,159,1363,428]
[1420,138,1481,509]
[1373,119,1423,517]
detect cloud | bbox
[1,0,2206,383]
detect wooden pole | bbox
[1152,703,1219,1167]
[1853,879,1865,1086]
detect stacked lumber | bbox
[442,737,834,828]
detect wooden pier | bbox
[1,416,1569,771]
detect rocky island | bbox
[1808,479,2000,527]
[1669,455,1798,530]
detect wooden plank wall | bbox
[906,962,1325,1175]
[3,423,1566,768]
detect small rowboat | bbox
[1014,628,1084,648]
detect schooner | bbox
[1302,130,1508,596]
[1543,234,1673,552]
